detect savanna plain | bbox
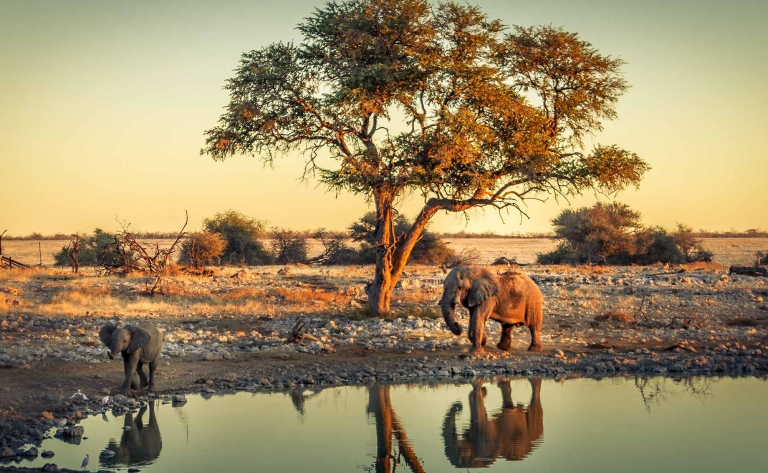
[1,237,768,472]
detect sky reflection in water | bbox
[24,376,768,472]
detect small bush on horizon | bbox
[179,231,227,268]
[537,203,713,265]
[203,210,272,265]
[270,228,308,264]
[53,229,123,267]
[350,212,456,266]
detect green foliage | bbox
[202,210,272,265]
[551,202,644,261]
[539,204,712,265]
[179,232,227,268]
[350,212,456,265]
[53,229,122,267]
[201,0,648,312]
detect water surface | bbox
[23,376,768,472]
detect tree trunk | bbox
[367,191,396,315]
[367,197,441,316]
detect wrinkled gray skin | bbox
[439,267,543,353]
[100,323,163,394]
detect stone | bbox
[0,447,15,458]
[62,425,85,437]
[41,450,55,458]
[100,450,116,458]
[41,464,60,473]
[21,446,39,457]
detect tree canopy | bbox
[202,0,649,314]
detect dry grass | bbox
[680,261,724,272]
[595,309,635,323]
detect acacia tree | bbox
[202,0,649,315]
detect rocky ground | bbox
[1,262,768,471]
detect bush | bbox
[270,228,308,264]
[551,202,643,261]
[634,228,685,265]
[444,247,482,267]
[203,210,272,265]
[540,203,713,265]
[53,229,123,267]
[180,232,227,268]
[350,212,456,266]
[672,223,713,262]
[536,243,580,265]
[310,229,362,265]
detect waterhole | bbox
[19,376,768,472]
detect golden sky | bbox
[1,0,766,235]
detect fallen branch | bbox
[729,266,768,277]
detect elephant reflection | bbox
[443,378,543,467]
[101,402,162,466]
[368,385,425,473]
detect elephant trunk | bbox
[439,294,463,336]
[109,339,121,360]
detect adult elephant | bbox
[439,267,543,353]
[442,378,543,468]
[101,402,162,467]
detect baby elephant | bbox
[99,323,163,394]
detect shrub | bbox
[444,248,482,267]
[350,212,456,266]
[536,243,580,265]
[310,229,362,265]
[270,228,308,264]
[180,232,227,268]
[634,228,685,265]
[202,210,272,265]
[53,229,123,267]
[672,223,713,262]
[551,202,644,262]
[540,203,712,265]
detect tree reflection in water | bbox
[442,378,544,468]
[367,385,426,473]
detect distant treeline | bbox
[4,231,184,241]
[435,231,555,239]
[4,228,767,241]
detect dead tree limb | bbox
[729,266,768,277]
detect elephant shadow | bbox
[100,402,162,467]
[443,377,543,468]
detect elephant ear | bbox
[467,275,498,307]
[127,326,151,354]
[99,323,118,348]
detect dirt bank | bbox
[2,262,768,470]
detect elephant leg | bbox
[148,360,157,392]
[497,323,514,351]
[137,362,149,388]
[122,353,139,394]
[468,305,491,353]
[527,323,542,352]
